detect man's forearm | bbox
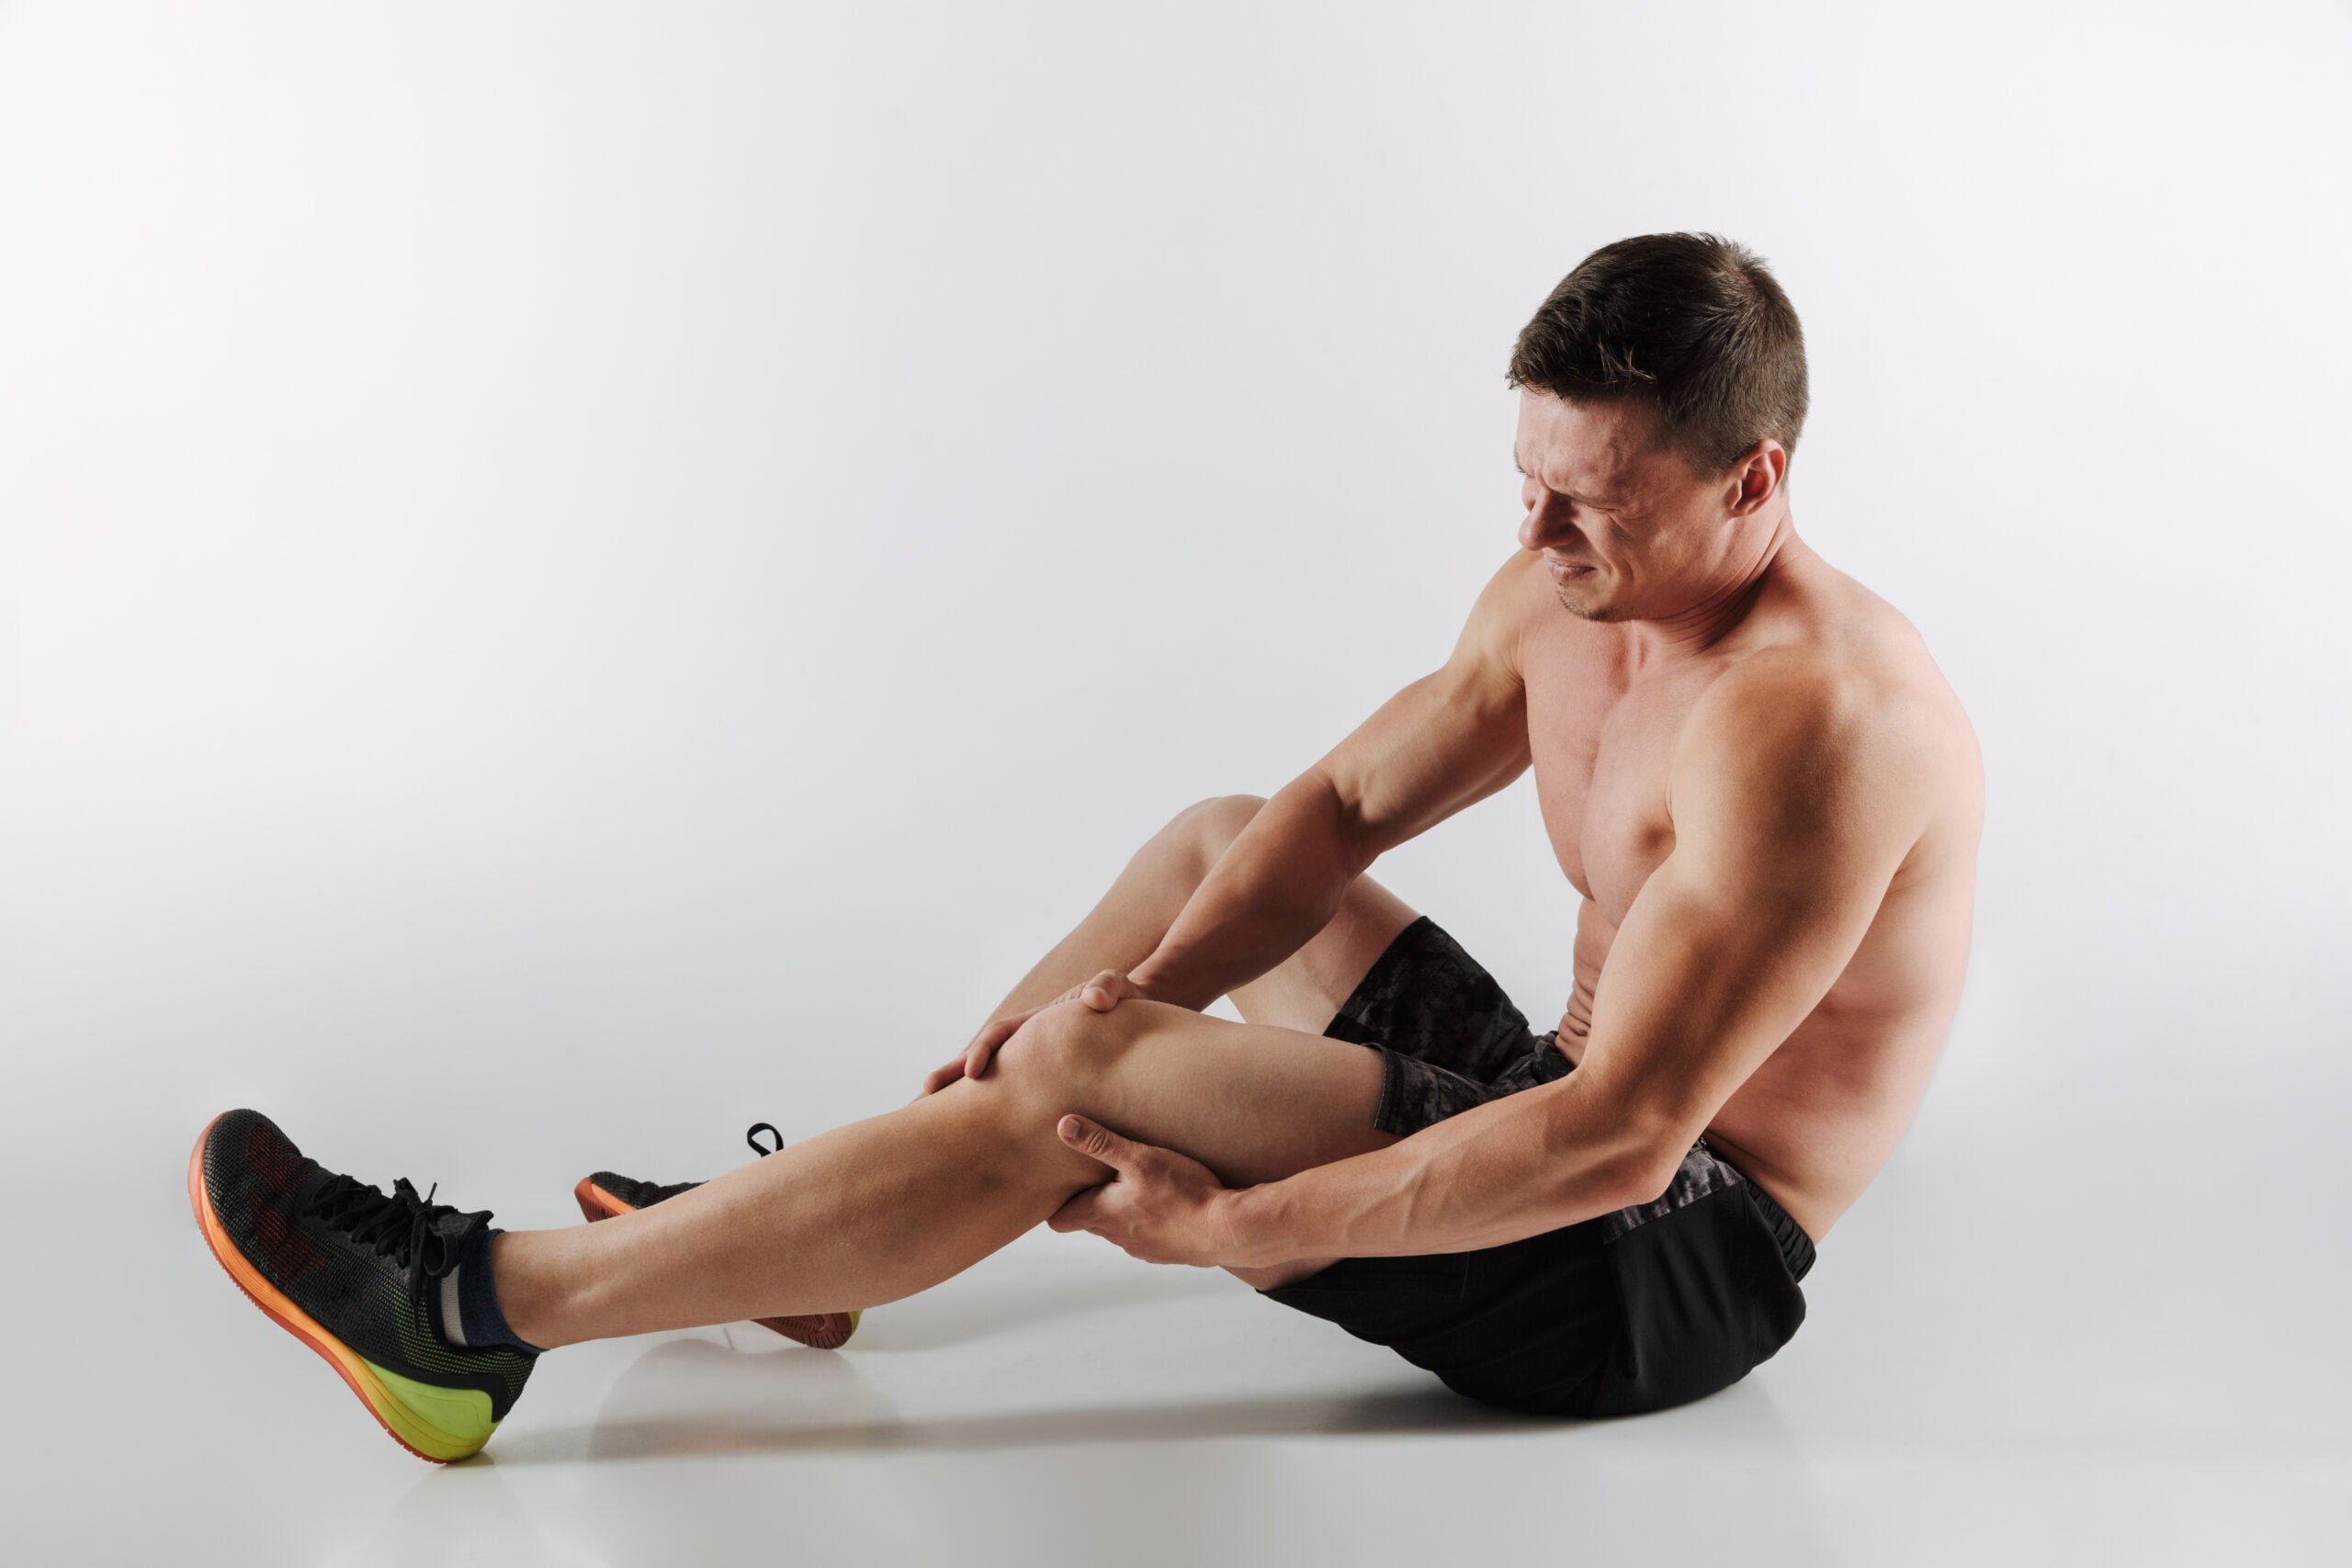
[1222,1070,1665,1261]
[1127,773,1368,1011]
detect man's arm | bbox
[1219,658,1938,1260]
[1128,552,1536,1011]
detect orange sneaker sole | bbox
[571,1178,861,1349]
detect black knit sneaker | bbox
[572,1122,862,1350]
[188,1109,536,1463]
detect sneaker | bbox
[188,1109,536,1463]
[572,1122,862,1350]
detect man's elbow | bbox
[1541,1080,1687,1213]
[1611,1140,1687,1209]
[1295,767,1385,876]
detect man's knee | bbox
[1163,793,1268,874]
[983,1001,1170,1180]
[990,995,1162,1099]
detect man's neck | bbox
[1623,512,1804,671]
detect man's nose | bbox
[1518,494,1572,552]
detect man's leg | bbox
[496,791,1418,1344]
[492,998,1401,1348]
[965,792,1423,1288]
[977,794,1421,1049]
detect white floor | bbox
[13,1117,2345,1568]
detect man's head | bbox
[1506,232,1808,623]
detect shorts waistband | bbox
[1740,1179,1816,1283]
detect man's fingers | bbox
[1046,1189,1100,1233]
[962,1021,1010,1080]
[957,987,1117,1088]
[1057,1113,1136,1170]
[1080,970,1136,1010]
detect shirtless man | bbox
[189,231,1983,1460]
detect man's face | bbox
[1511,390,1750,624]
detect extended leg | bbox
[495,998,1398,1348]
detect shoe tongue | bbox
[417,1204,492,1276]
[414,1224,464,1277]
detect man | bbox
[190,231,1983,1461]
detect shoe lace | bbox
[303,1173,492,1293]
[745,1122,784,1156]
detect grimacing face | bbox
[1511,389,1777,624]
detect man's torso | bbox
[1508,542,1983,1243]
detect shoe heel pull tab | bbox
[745,1122,785,1157]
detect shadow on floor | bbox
[488,1336,1569,1465]
[834,1259,1234,1352]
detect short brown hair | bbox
[1506,232,1809,479]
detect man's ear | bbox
[1721,439,1785,517]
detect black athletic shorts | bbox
[1255,914,1817,1419]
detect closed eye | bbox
[1513,456,1618,511]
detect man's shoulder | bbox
[1758,550,1962,707]
[1708,638,1905,715]
[1451,548,1555,680]
[1705,551,1965,746]
[1681,636,1956,820]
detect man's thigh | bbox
[1224,873,1421,1036]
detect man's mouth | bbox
[1547,557,1595,581]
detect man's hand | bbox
[918,970,1149,1097]
[1046,1114,1265,1268]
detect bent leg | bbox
[969,793,1419,1287]
[495,999,1397,1348]
[980,793,1421,1043]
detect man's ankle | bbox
[443,1230,552,1354]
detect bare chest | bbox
[1522,644,1707,919]
[1513,613,1978,1243]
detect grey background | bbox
[3,2,2346,1562]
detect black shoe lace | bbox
[303,1173,493,1294]
[745,1122,784,1156]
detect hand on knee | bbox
[991,997,1131,1093]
